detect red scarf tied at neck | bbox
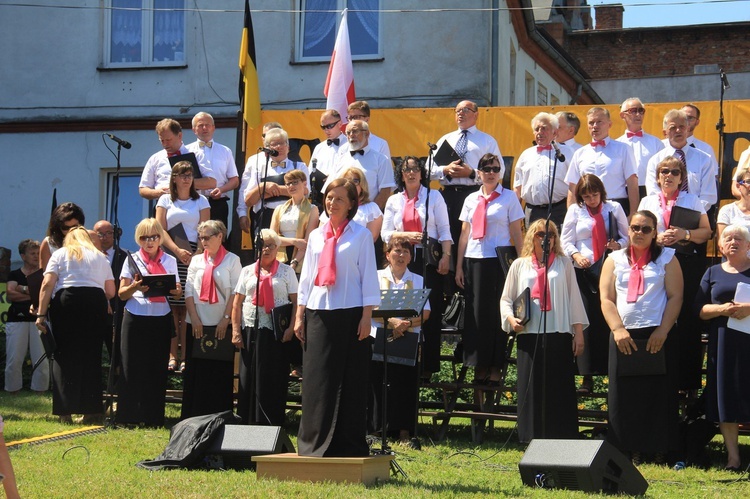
[587,204,607,261]
[139,248,168,303]
[659,190,679,230]
[471,189,501,240]
[252,259,280,313]
[531,252,555,312]
[315,220,349,286]
[626,245,651,303]
[199,245,227,304]
[402,190,422,233]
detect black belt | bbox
[441,185,477,192]
[208,196,230,203]
[526,199,566,210]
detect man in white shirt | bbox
[139,118,216,200]
[325,120,395,211]
[186,112,239,227]
[681,103,718,175]
[565,107,639,216]
[513,112,571,228]
[555,111,584,152]
[338,100,391,161]
[646,109,716,212]
[616,97,664,199]
[309,109,346,207]
[237,122,282,234]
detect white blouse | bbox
[185,252,242,326]
[156,194,210,242]
[560,201,629,266]
[370,268,430,336]
[637,192,706,233]
[319,201,382,229]
[235,262,298,330]
[381,186,452,245]
[46,247,114,296]
[120,251,178,317]
[500,255,588,335]
[459,185,525,258]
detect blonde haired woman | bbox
[36,226,115,424]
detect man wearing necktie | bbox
[309,110,347,208]
[616,98,664,200]
[645,109,716,213]
[564,107,639,217]
[186,112,238,227]
[513,112,571,229]
[325,120,395,211]
[139,118,216,200]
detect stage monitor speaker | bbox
[206,425,295,470]
[518,439,648,495]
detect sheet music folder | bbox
[372,288,431,318]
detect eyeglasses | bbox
[345,129,364,136]
[344,177,361,185]
[198,233,218,242]
[455,107,477,115]
[534,232,556,239]
[320,120,340,130]
[347,114,367,121]
[174,173,193,180]
[403,166,421,174]
[625,107,646,116]
[97,231,114,238]
[479,166,502,173]
[266,141,287,148]
[629,225,654,235]
[738,180,750,187]
[285,180,301,187]
[262,243,277,250]
[139,234,161,242]
[659,168,682,177]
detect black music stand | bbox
[372,288,431,477]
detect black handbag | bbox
[442,292,465,330]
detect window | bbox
[550,94,560,106]
[104,171,153,252]
[537,82,548,106]
[105,0,186,68]
[525,72,535,106]
[296,0,381,62]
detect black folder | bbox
[513,287,531,326]
[166,223,193,257]
[192,326,235,361]
[668,205,702,255]
[433,140,461,166]
[168,152,202,179]
[271,303,293,342]
[372,327,419,367]
[616,338,666,376]
[26,268,44,309]
[495,246,518,279]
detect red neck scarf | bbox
[659,190,679,230]
[471,188,501,240]
[139,248,167,303]
[587,204,607,261]
[626,246,651,303]
[531,252,555,312]
[315,219,349,286]
[199,245,227,304]
[252,259,279,313]
[402,189,422,233]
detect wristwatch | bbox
[685,230,691,241]
[223,314,230,320]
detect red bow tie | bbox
[536,145,552,153]
[626,131,643,138]
[590,140,606,148]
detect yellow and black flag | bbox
[238,0,261,129]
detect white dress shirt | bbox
[186,140,238,196]
[337,132,391,162]
[119,251,177,317]
[381,186,452,245]
[310,133,346,176]
[513,145,571,205]
[46,247,114,296]
[564,137,637,199]
[185,251,242,326]
[558,139,583,153]
[638,192,706,233]
[140,144,213,191]
[459,185,525,258]
[561,201,629,264]
[616,131,665,186]
[645,145,716,211]
[325,145,396,195]
[235,262,298,330]
[430,126,502,186]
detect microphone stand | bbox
[713,68,729,265]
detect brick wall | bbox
[595,4,623,30]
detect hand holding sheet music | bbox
[728,282,750,334]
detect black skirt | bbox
[516,333,579,443]
[574,267,609,375]
[674,252,706,390]
[368,353,419,437]
[116,310,173,426]
[409,251,445,374]
[607,326,679,454]
[297,308,370,457]
[49,287,108,415]
[180,323,235,420]
[462,257,507,368]
[237,326,289,426]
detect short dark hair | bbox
[394,156,428,192]
[18,239,40,256]
[575,174,608,206]
[628,210,663,263]
[347,100,371,117]
[324,178,359,220]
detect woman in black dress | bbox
[696,224,750,471]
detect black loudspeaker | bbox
[518,439,648,495]
[205,425,295,470]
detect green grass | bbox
[3,391,750,498]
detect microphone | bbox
[106,133,131,149]
[551,141,566,162]
[311,158,317,171]
[258,147,279,157]
[427,141,437,151]
[720,69,731,90]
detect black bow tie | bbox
[327,138,340,146]
[351,149,364,156]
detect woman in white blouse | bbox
[718,162,750,240]
[232,229,297,426]
[561,173,628,393]
[501,219,587,443]
[382,156,451,377]
[116,218,181,426]
[36,226,115,424]
[182,220,242,420]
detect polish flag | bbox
[324,9,355,127]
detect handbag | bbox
[442,292,465,330]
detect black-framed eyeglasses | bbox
[659,168,681,177]
[737,179,750,187]
[455,107,477,115]
[479,166,502,173]
[320,120,340,130]
[625,107,646,115]
[629,225,654,235]
[139,234,161,242]
[198,234,218,242]
[285,180,301,187]
[534,232,556,239]
[403,166,421,174]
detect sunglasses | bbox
[659,168,682,177]
[534,232,556,239]
[345,177,361,185]
[479,166,502,173]
[625,108,646,116]
[320,120,340,130]
[629,225,654,235]
[403,166,421,174]
[198,234,218,242]
[139,234,160,242]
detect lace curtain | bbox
[302,0,378,58]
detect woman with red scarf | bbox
[561,174,629,393]
[116,218,181,426]
[232,229,297,426]
[181,220,241,420]
[600,210,683,465]
[638,156,712,393]
[501,219,587,443]
[294,179,380,457]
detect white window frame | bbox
[295,0,383,63]
[103,0,187,69]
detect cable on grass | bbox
[62,445,90,464]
